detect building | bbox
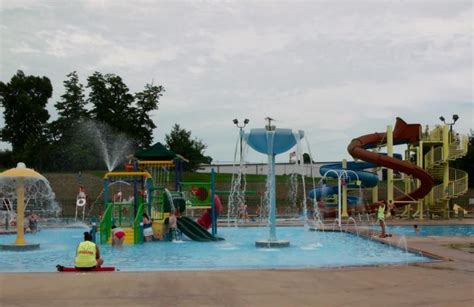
[198,162,335,177]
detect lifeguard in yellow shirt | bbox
[74,232,104,270]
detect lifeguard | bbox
[74,232,104,270]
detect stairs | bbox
[427,165,443,181]
[423,131,469,218]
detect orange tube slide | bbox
[347,117,434,209]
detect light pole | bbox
[233,118,250,162]
[439,114,459,142]
[439,114,459,218]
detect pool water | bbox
[0,227,430,272]
[385,224,474,237]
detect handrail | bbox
[430,168,468,202]
[448,135,469,160]
[99,203,113,244]
[104,171,152,179]
[448,168,468,197]
[138,160,174,167]
[133,202,144,244]
[431,183,444,203]
[421,126,443,142]
[425,146,443,169]
[148,187,165,220]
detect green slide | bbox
[177,216,224,241]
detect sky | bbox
[0,0,472,164]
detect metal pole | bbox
[269,154,277,241]
[211,168,216,236]
[338,175,342,228]
[240,127,243,163]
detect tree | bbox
[132,83,165,148]
[50,71,88,140]
[87,72,135,132]
[452,130,473,187]
[165,124,212,171]
[0,70,52,167]
[87,72,163,149]
[44,71,99,171]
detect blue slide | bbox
[308,161,378,205]
[308,154,402,204]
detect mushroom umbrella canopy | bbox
[0,163,55,249]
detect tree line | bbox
[0,70,211,171]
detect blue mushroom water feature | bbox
[246,125,304,247]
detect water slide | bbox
[347,117,434,211]
[177,216,224,241]
[308,161,379,202]
[307,161,379,217]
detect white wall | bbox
[197,162,330,177]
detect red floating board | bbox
[56,265,115,272]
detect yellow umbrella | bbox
[0,163,48,246]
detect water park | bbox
[0,116,472,305]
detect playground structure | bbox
[309,117,469,221]
[99,171,153,245]
[98,151,222,245]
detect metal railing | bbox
[421,126,443,142]
[99,203,113,244]
[448,135,469,160]
[133,202,144,244]
[425,146,443,169]
[430,168,468,202]
[449,168,468,197]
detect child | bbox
[111,225,125,247]
[413,224,420,234]
[376,202,391,238]
[168,209,178,241]
[142,213,153,242]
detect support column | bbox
[372,149,379,203]
[417,142,424,220]
[386,125,394,206]
[442,125,450,218]
[15,178,26,245]
[342,159,348,218]
[269,154,277,241]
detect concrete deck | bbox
[1,220,473,307]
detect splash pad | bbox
[0,163,55,251]
[246,119,305,247]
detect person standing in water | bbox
[377,202,391,238]
[168,209,178,241]
[111,225,126,246]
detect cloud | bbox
[0,1,472,162]
[199,28,292,61]
[0,0,53,11]
[97,46,180,70]
[37,28,110,58]
[9,42,40,54]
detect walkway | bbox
[1,219,473,306]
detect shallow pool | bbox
[0,226,430,272]
[385,224,474,237]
